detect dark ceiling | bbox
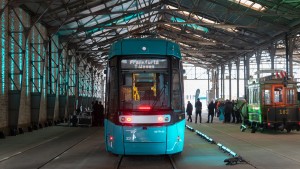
[14,0,300,69]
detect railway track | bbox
[198,122,300,167]
[0,127,98,169]
[115,154,177,169]
[37,134,93,169]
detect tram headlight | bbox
[158,116,164,122]
[126,117,132,122]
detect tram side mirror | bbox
[104,70,107,74]
[182,69,186,74]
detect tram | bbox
[104,38,185,155]
[241,74,300,133]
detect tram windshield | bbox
[274,86,283,103]
[120,72,170,110]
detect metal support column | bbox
[228,63,232,100]
[244,55,250,101]
[255,50,262,79]
[67,55,76,115]
[285,33,289,77]
[207,69,210,97]
[221,65,225,99]
[216,67,219,99]
[235,58,240,98]
[288,37,295,78]
[58,48,67,122]
[75,57,80,111]
[269,42,276,75]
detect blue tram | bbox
[104,38,185,155]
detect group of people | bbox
[215,99,242,123]
[186,98,215,123]
[186,98,242,124]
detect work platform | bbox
[1,110,300,169]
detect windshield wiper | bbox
[151,85,166,109]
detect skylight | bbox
[231,0,266,11]
[164,24,181,31]
[165,5,239,33]
[166,5,217,24]
[170,16,209,33]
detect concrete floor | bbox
[0,110,299,169]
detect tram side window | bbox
[263,90,271,104]
[120,73,133,101]
[108,67,118,115]
[172,69,182,110]
[274,87,283,103]
[286,89,295,104]
[249,88,259,104]
[249,88,253,104]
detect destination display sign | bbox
[121,59,168,69]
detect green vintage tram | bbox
[242,74,300,133]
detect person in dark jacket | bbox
[224,100,232,123]
[99,101,104,126]
[195,98,202,123]
[186,101,193,122]
[92,101,99,126]
[207,100,215,123]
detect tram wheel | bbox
[259,128,264,133]
[286,128,291,133]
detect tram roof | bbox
[15,0,300,70]
[248,75,297,85]
[108,38,181,59]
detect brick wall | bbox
[0,4,56,131]
[0,2,87,132]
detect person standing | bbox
[99,101,104,126]
[195,98,202,123]
[214,100,219,117]
[186,101,193,122]
[92,101,98,126]
[224,100,232,123]
[207,100,215,123]
[231,100,236,123]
